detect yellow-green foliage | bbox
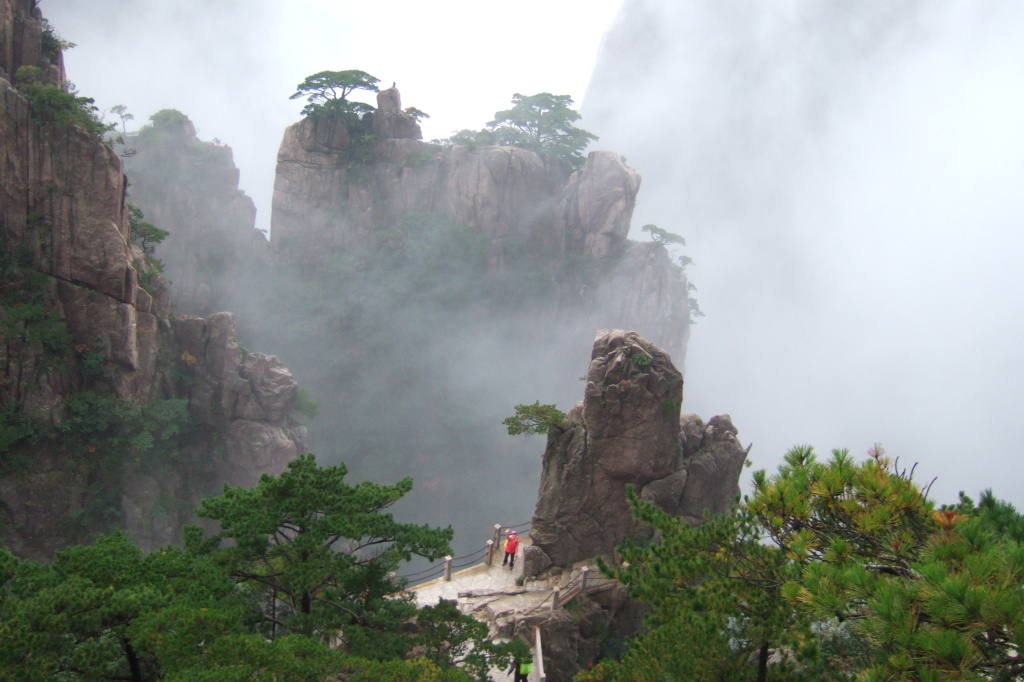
[583,446,1024,681]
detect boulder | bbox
[221,419,306,489]
[229,353,299,423]
[584,329,682,483]
[558,151,641,259]
[369,86,422,140]
[203,311,242,377]
[677,414,747,525]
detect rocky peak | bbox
[369,85,422,140]
[122,110,268,318]
[270,113,690,350]
[524,329,747,576]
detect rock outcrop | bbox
[0,0,303,558]
[121,112,270,318]
[559,150,641,260]
[524,329,747,576]
[272,124,567,262]
[270,100,689,357]
[368,86,422,140]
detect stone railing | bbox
[397,520,532,587]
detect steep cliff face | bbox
[272,122,568,262]
[121,112,271,318]
[524,329,747,575]
[0,0,302,558]
[0,0,63,84]
[271,103,689,355]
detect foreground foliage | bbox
[581,446,1024,681]
[190,453,453,654]
[0,455,524,681]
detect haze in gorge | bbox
[42,0,1024,530]
[41,0,628,560]
[583,0,1024,509]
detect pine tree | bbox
[582,445,1024,680]
[189,453,453,655]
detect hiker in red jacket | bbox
[502,530,520,569]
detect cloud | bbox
[583,0,1024,506]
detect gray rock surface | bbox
[0,0,305,557]
[369,86,422,140]
[270,109,691,358]
[527,329,747,575]
[558,151,640,260]
[121,112,269,319]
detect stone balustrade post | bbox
[493,524,501,547]
[580,566,590,593]
[444,556,452,582]
[535,626,546,681]
[485,540,495,566]
[550,585,560,611]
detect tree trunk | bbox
[756,641,769,682]
[122,636,144,682]
[301,590,312,614]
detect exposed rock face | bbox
[525,329,747,575]
[270,105,688,357]
[273,112,631,263]
[368,86,422,140]
[595,241,692,359]
[0,1,303,558]
[0,0,64,84]
[272,122,566,261]
[114,312,305,553]
[559,151,640,260]
[122,113,270,318]
[170,312,305,485]
[520,587,646,682]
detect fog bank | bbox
[584,0,1024,506]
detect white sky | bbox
[44,0,624,229]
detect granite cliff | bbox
[271,90,690,355]
[120,110,270,319]
[449,330,747,680]
[0,0,303,558]
[525,329,747,576]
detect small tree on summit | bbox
[487,92,597,170]
[290,70,380,118]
